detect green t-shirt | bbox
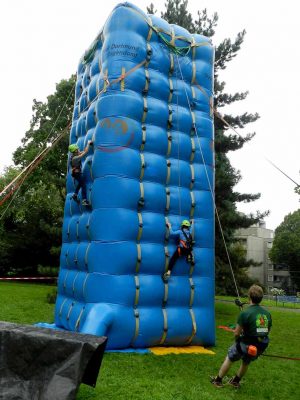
[237,304,272,339]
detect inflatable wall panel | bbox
[55,2,215,349]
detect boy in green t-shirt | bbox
[211,285,272,388]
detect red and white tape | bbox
[0,277,56,281]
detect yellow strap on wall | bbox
[146,43,152,66]
[168,105,173,128]
[159,308,168,345]
[139,181,145,202]
[137,212,143,242]
[165,216,170,242]
[164,246,169,271]
[166,159,171,185]
[140,154,145,180]
[163,280,169,304]
[190,164,195,189]
[191,111,196,125]
[189,219,196,275]
[144,69,150,93]
[59,298,68,318]
[146,26,153,42]
[75,306,85,331]
[134,275,140,307]
[72,272,79,296]
[170,27,175,46]
[190,137,196,162]
[168,78,173,103]
[131,309,140,345]
[142,97,148,123]
[186,308,197,345]
[63,270,69,292]
[165,188,170,212]
[141,126,146,151]
[74,244,79,268]
[191,86,196,100]
[136,243,142,272]
[66,302,75,321]
[189,261,195,276]
[190,191,195,218]
[191,218,195,240]
[189,277,195,307]
[167,131,172,156]
[191,37,196,84]
[82,273,89,299]
[84,243,91,269]
[169,53,174,75]
[103,68,108,92]
[121,67,126,91]
[86,215,91,241]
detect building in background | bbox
[235,222,293,293]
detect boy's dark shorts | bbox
[228,342,257,364]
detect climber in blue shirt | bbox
[162,220,194,282]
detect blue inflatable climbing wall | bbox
[55,2,215,349]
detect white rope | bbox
[176,54,241,300]
[175,66,182,216]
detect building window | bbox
[268,275,273,282]
[268,264,273,270]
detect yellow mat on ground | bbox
[149,346,215,356]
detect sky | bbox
[0,0,299,230]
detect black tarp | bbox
[0,322,107,400]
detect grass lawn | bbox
[216,295,300,309]
[1,282,300,400]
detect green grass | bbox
[216,295,300,309]
[1,282,300,400]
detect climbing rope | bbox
[0,80,76,208]
[175,54,242,302]
[175,65,182,216]
[196,85,300,188]
[0,127,69,220]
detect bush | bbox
[38,265,59,277]
[46,289,57,304]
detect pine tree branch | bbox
[215,91,249,108]
[220,112,260,129]
[233,192,261,203]
[193,9,219,37]
[215,131,256,152]
[147,3,157,14]
[215,30,246,71]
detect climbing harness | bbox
[180,228,193,250]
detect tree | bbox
[149,0,268,294]
[270,210,300,290]
[0,77,75,275]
